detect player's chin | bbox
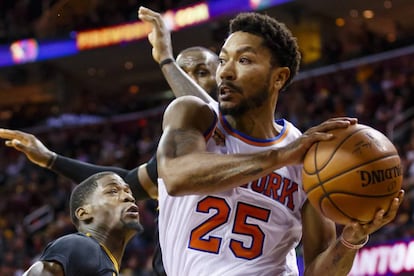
[123,212,140,224]
[219,102,239,115]
[122,212,140,225]
[122,220,144,233]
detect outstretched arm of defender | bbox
[0,128,157,200]
[138,6,215,104]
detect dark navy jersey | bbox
[152,217,166,276]
[39,232,118,276]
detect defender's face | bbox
[177,50,218,98]
[89,174,142,232]
[216,31,274,116]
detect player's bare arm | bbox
[301,191,404,275]
[158,96,271,195]
[23,261,64,276]
[158,98,351,195]
[138,6,215,104]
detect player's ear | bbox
[272,66,290,91]
[76,205,93,222]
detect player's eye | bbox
[239,57,251,64]
[196,69,208,77]
[107,188,118,194]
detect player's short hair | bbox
[229,12,301,90]
[69,171,113,227]
[179,46,217,56]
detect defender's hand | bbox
[138,6,174,63]
[0,128,55,168]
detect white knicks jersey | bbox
[158,113,306,276]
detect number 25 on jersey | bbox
[189,196,271,260]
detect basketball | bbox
[302,123,403,225]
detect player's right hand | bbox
[341,189,404,245]
[0,128,55,168]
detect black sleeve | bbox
[146,154,158,184]
[125,167,152,200]
[51,155,129,182]
[51,155,151,200]
[152,217,167,276]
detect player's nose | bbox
[122,191,135,203]
[218,61,236,81]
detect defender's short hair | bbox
[69,171,114,227]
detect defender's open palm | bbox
[138,6,173,63]
[0,128,54,168]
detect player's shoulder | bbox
[40,233,106,275]
[50,232,99,251]
[281,119,302,138]
[163,95,216,131]
[168,95,213,113]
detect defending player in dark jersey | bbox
[23,172,143,276]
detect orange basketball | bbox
[302,123,403,225]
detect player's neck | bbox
[85,232,125,273]
[82,229,126,267]
[223,111,279,139]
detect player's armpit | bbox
[23,261,64,276]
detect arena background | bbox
[0,0,413,275]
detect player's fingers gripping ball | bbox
[302,123,403,225]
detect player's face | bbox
[177,50,218,99]
[90,174,143,233]
[216,32,274,116]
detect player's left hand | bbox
[341,189,404,245]
[138,6,174,63]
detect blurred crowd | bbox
[0,49,413,275]
[314,20,414,68]
[0,0,199,43]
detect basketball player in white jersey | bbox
[155,11,404,275]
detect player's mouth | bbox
[219,82,242,100]
[124,205,139,218]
